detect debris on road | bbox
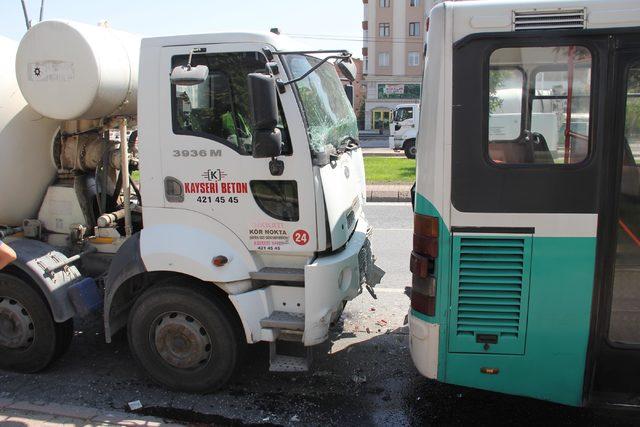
[127,400,143,411]
[352,374,367,384]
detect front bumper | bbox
[303,217,383,345]
[409,311,440,379]
[388,136,403,150]
[230,218,383,346]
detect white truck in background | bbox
[389,103,419,159]
[0,20,382,392]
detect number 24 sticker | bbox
[293,230,309,246]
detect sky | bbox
[1,0,364,57]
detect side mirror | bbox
[170,65,209,86]
[337,58,357,82]
[248,73,282,159]
[343,84,354,107]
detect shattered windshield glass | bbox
[284,55,358,156]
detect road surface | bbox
[0,204,631,426]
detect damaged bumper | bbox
[303,217,384,346]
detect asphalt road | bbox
[0,204,634,426]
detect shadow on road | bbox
[0,314,635,426]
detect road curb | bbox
[362,151,405,157]
[0,399,182,426]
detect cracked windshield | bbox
[284,55,358,155]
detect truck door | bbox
[157,44,317,255]
[591,38,640,403]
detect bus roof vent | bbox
[513,8,586,31]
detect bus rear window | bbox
[487,46,593,165]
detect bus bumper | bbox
[409,311,440,379]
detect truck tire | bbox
[0,273,73,372]
[127,281,244,392]
[404,139,417,159]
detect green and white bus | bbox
[410,0,640,407]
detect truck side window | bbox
[395,107,413,121]
[487,46,592,165]
[171,52,291,155]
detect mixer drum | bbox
[15,20,140,121]
[0,36,60,226]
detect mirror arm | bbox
[269,158,285,176]
[186,47,207,69]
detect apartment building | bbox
[362,0,435,131]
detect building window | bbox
[410,0,420,6]
[378,52,390,67]
[409,22,420,37]
[408,51,420,67]
[379,23,390,37]
[379,0,390,7]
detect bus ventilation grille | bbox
[455,238,526,339]
[513,9,586,31]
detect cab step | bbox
[269,341,312,372]
[250,267,304,283]
[260,311,305,331]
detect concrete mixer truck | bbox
[0,21,383,392]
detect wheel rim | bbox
[0,296,35,349]
[152,311,212,370]
[410,146,417,156]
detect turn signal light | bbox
[411,213,439,317]
[414,214,438,238]
[212,255,228,267]
[411,275,436,316]
[410,251,434,278]
[413,234,438,258]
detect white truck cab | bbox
[0,22,382,392]
[389,103,420,158]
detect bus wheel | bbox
[127,282,244,392]
[404,139,417,159]
[0,273,71,373]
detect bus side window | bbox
[487,46,593,165]
[488,67,525,163]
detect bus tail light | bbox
[410,214,438,316]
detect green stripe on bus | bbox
[413,192,596,405]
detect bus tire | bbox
[404,139,417,159]
[127,281,244,392]
[0,273,69,373]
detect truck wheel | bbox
[127,282,244,392]
[0,273,71,372]
[404,140,417,159]
[54,318,74,359]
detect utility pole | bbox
[39,0,45,22]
